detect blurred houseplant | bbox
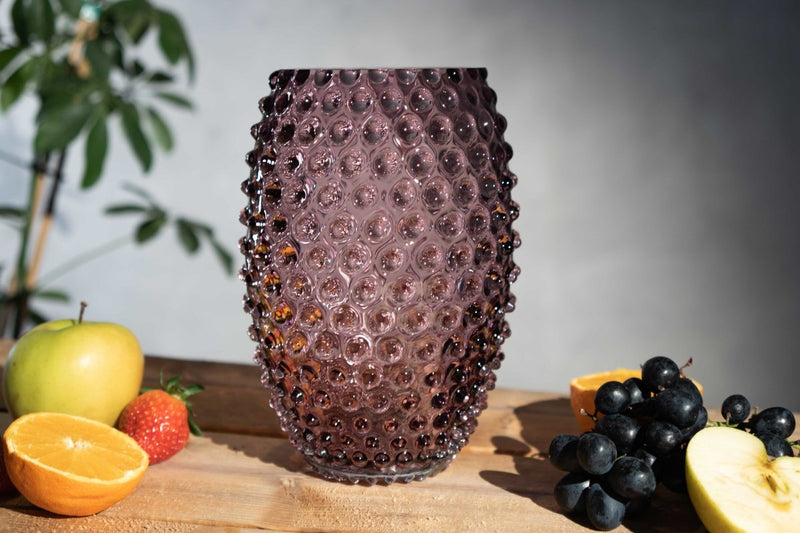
[0,0,232,338]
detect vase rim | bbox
[268,67,490,85]
[271,67,487,70]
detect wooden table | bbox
[0,338,740,532]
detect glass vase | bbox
[240,68,520,484]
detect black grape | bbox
[585,483,626,531]
[642,421,682,457]
[594,381,631,415]
[641,356,680,393]
[553,472,591,514]
[549,433,581,473]
[577,433,617,476]
[750,407,796,440]
[606,456,657,500]
[756,432,795,457]
[594,414,640,455]
[622,377,646,405]
[655,387,701,429]
[721,394,750,425]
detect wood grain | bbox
[0,337,790,532]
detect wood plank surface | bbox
[0,337,793,532]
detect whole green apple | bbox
[2,307,144,426]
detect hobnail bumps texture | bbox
[240,68,520,483]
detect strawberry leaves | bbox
[143,372,204,436]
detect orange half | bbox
[569,368,704,432]
[2,412,148,516]
[569,368,643,432]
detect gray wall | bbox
[2,1,799,410]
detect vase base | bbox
[304,456,453,485]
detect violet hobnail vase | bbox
[240,68,520,483]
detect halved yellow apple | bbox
[686,426,800,533]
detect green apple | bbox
[2,308,144,426]
[686,426,800,533]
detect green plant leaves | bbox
[0,46,23,73]
[0,205,25,218]
[146,106,173,151]
[105,185,234,274]
[120,182,158,203]
[210,239,235,275]
[27,307,49,325]
[135,210,167,243]
[28,0,56,43]
[1,55,38,110]
[154,91,193,110]
[105,0,154,43]
[33,289,69,302]
[82,117,108,188]
[11,0,31,45]
[0,205,25,228]
[24,288,72,326]
[106,183,166,243]
[156,9,181,62]
[1,0,208,336]
[34,98,94,152]
[105,203,148,215]
[106,185,167,244]
[172,217,234,273]
[146,71,173,84]
[120,103,153,172]
[3,0,195,187]
[175,217,200,253]
[10,288,71,328]
[84,39,115,82]
[11,0,55,44]
[103,2,194,80]
[156,8,194,81]
[56,0,83,17]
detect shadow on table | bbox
[478,398,597,529]
[478,398,705,533]
[205,427,309,476]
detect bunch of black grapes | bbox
[719,393,796,457]
[549,355,798,530]
[548,356,708,530]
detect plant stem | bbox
[0,148,33,172]
[11,151,66,337]
[35,235,132,289]
[0,154,49,338]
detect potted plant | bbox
[0,0,232,338]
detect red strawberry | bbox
[117,374,203,464]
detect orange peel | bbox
[569,368,704,432]
[2,412,148,516]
